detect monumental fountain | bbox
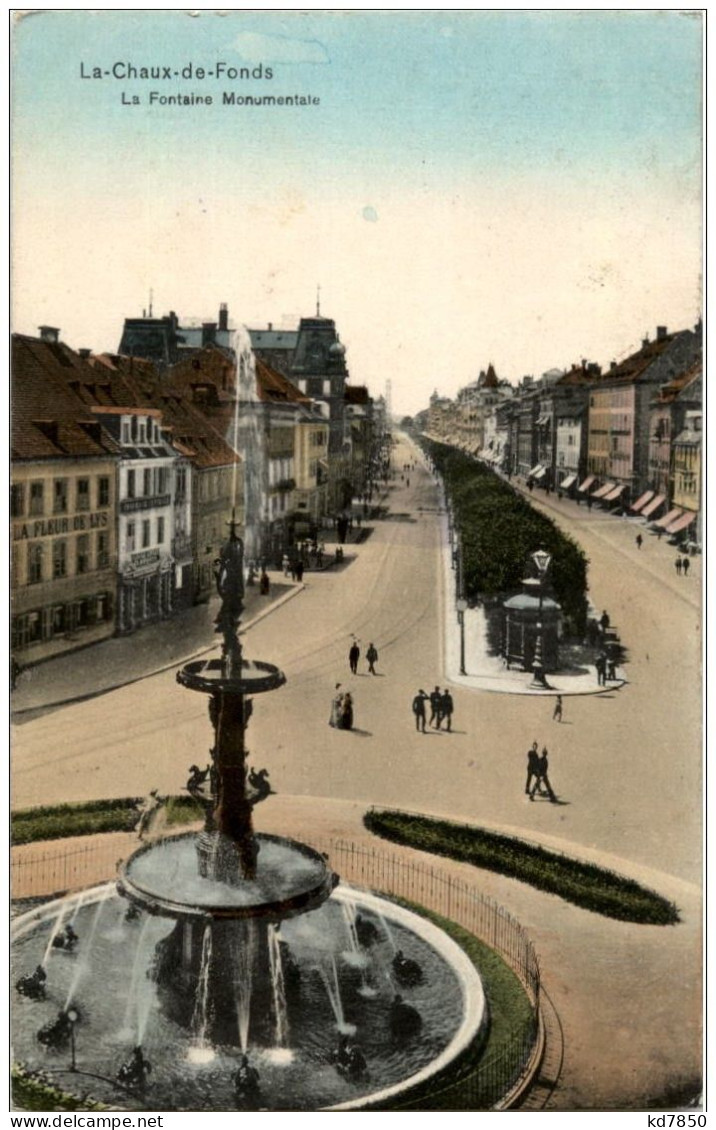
[12,365,487,1112]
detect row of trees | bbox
[423,440,589,631]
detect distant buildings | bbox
[423,319,702,543]
[11,300,382,665]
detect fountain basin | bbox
[118,832,337,921]
[12,882,487,1112]
[177,658,285,696]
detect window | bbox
[27,543,43,585]
[76,534,90,574]
[121,420,131,444]
[97,530,109,569]
[98,476,110,508]
[143,468,152,496]
[142,519,151,548]
[53,479,68,514]
[154,467,167,495]
[157,516,165,545]
[77,478,90,511]
[131,416,138,442]
[127,469,136,498]
[11,483,25,517]
[53,539,67,579]
[176,466,187,498]
[96,592,111,622]
[138,420,147,443]
[29,481,44,516]
[126,522,135,553]
[52,606,66,635]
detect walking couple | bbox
[525,741,557,802]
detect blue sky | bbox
[12,10,702,414]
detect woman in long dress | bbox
[329,685,343,728]
[340,692,354,731]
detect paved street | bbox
[11,433,702,1110]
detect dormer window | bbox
[121,420,131,444]
[138,419,147,443]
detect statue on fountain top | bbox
[213,514,245,662]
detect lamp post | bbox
[457,598,468,676]
[529,548,552,690]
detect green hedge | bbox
[423,440,588,630]
[11,1065,108,1112]
[11,796,205,846]
[364,809,679,926]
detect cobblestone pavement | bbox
[11,435,702,1110]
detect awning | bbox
[641,493,666,518]
[532,467,547,481]
[653,507,683,529]
[528,463,543,478]
[578,475,596,492]
[666,511,697,535]
[604,484,627,502]
[591,481,616,499]
[630,490,655,513]
[559,473,577,490]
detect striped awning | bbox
[641,493,666,518]
[560,473,577,490]
[578,475,596,492]
[653,507,683,530]
[591,481,616,499]
[528,463,544,478]
[666,511,697,535]
[533,466,547,481]
[630,490,655,513]
[604,484,627,502]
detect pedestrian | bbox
[635,534,643,550]
[552,695,563,723]
[683,555,690,576]
[525,741,540,796]
[429,686,442,729]
[412,690,428,733]
[10,656,21,691]
[366,643,379,675]
[530,748,557,802]
[440,689,454,731]
[599,610,610,634]
[595,653,607,686]
[329,684,344,728]
[349,641,360,675]
[340,692,354,731]
[606,653,617,680]
[675,557,682,577]
[259,569,270,595]
[296,560,304,583]
[282,554,291,576]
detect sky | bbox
[11,10,703,416]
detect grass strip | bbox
[11,795,204,845]
[11,1065,108,1112]
[364,810,679,925]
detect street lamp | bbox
[529,548,552,690]
[457,598,468,676]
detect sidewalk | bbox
[11,576,301,717]
[430,477,625,698]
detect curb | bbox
[10,583,305,718]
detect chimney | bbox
[218,303,228,332]
[78,348,92,359]
[656,325,667,341]
[268,322,273,331]
[202,322,217,346]
[610,361,617,372]
[39,326,60,343]
[642,335,650,349]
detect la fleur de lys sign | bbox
[13,511,109,540]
